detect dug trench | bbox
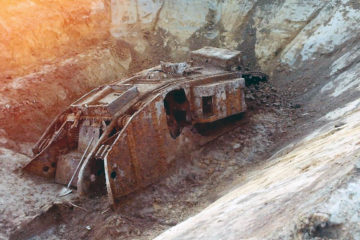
[2,1,360,239]
[6,76,311,240]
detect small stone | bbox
[134,229,141,235]
[233,143,241,151]
[354,159,360,170]
[292,104,301,109]
[334,122,345,128]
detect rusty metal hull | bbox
[104,80,245,203]
[24,47,250,205]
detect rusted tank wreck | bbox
[25,47,258,205]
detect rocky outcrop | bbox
[111,0,360,72]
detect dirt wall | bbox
[0,0,110,78]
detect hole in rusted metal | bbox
[51,162,56,168]
[108,127,117,138]
[43,166,49,172]
[88,159,107,196]
[194,113,245,136]
[174,110,187,123]
[243,72,268,86]
[202,96,213,117]
[111,171,117,179]
[164,89,191,139]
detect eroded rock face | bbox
[111,0,360,71]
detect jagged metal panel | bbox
[105,94,178,200]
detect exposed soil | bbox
[0,40,131,154]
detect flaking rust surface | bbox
[24,47,254,205]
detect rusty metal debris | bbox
[24,46,266,205]
[59,137,94,197]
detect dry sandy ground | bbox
[0,147,59,239]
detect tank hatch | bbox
[190,46,243,70]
